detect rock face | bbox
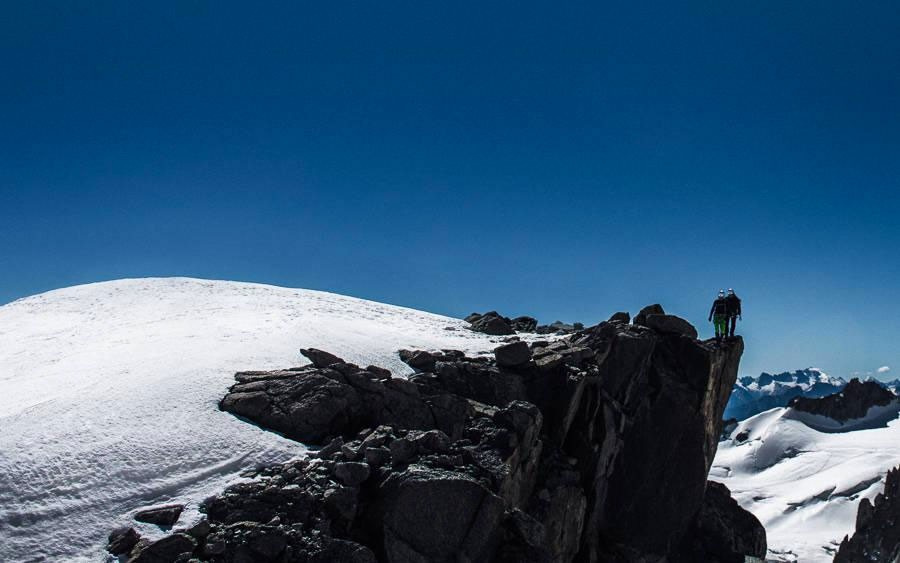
[125,311,761,562]
[678,481,767,562]
[834,465,900,563]
[789,378,896,422]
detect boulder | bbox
[608,311,631,324]
[300,348,345,368]
[494,341,532,367]
[398,349,438,372]
[334,462,371,487]
[633,304,665,326]
[129,533,197,563]
[510,316,539,332]
[107,526,140,555]
[381,468,506,562]
[643,314,698,339]
[470,312,515,336]
[133,504,184,527]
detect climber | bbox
[725,288,742,338]
[708,290,728,341]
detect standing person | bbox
[708,290,728,341]
[725,288,742,338]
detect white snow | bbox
[0,278,513,562]
[713,404,900,562]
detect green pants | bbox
[713,315,727,336]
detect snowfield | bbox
[0,278,511,562]
[713,403,900,562]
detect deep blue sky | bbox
[2,2,898,379]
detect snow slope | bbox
[0,278,511,562]
[712,404,900,562]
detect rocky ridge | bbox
[834,465,900,563]
[788,378,897,422]
[111,304,765,562]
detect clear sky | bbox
[2,2,898,379]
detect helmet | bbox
[718,290,725,297]
[727,288,734,295]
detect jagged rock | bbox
[138,314,753,563]
[133,504,184,527]
[633,303,665,326]
[835,465,900,563]
[300,348,344,368]
[219,364,458,443]
[470,312,515,335]
[334,462,371,486]
[129,533,197,563]
[107,526,140,555]
[510,316,538,332]
[789,378,896,422]
[464,313,483,323]
[494,341,532,367]
[674,481,767,562]
[644,313,699,339]
[608,311,630,324]
[535,320,581,335]
[398,349,438,372]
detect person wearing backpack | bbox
[725,288,742,338]
[708,290,728,341]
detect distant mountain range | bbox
[724,368,900,421]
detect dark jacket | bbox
[725,294,742,317]
[709,297,728,320]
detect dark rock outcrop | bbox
[127,315,758,563]
[466,311,582,335]
[468,311,515,335]
[107,526,141,555]
[644,313,699,339]
[789,378,896,422]
[134,504,184,527]
[675,481,767,562]
[608,311,631,324]
[535,320,584,335]
[300,348,345,369]
[834,465,900,563]
[510,316,538,332]
[633,303,665,326]
[493,341,532,367]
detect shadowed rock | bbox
[106,527,140,555]
[835,465,900,563]
[789,378,896,422]
[494,341,532,367]
[633,303,665,326]
[644,313,699,339]
[674,481,766,562]
[126,314,757,563]
[133,504,183,527]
